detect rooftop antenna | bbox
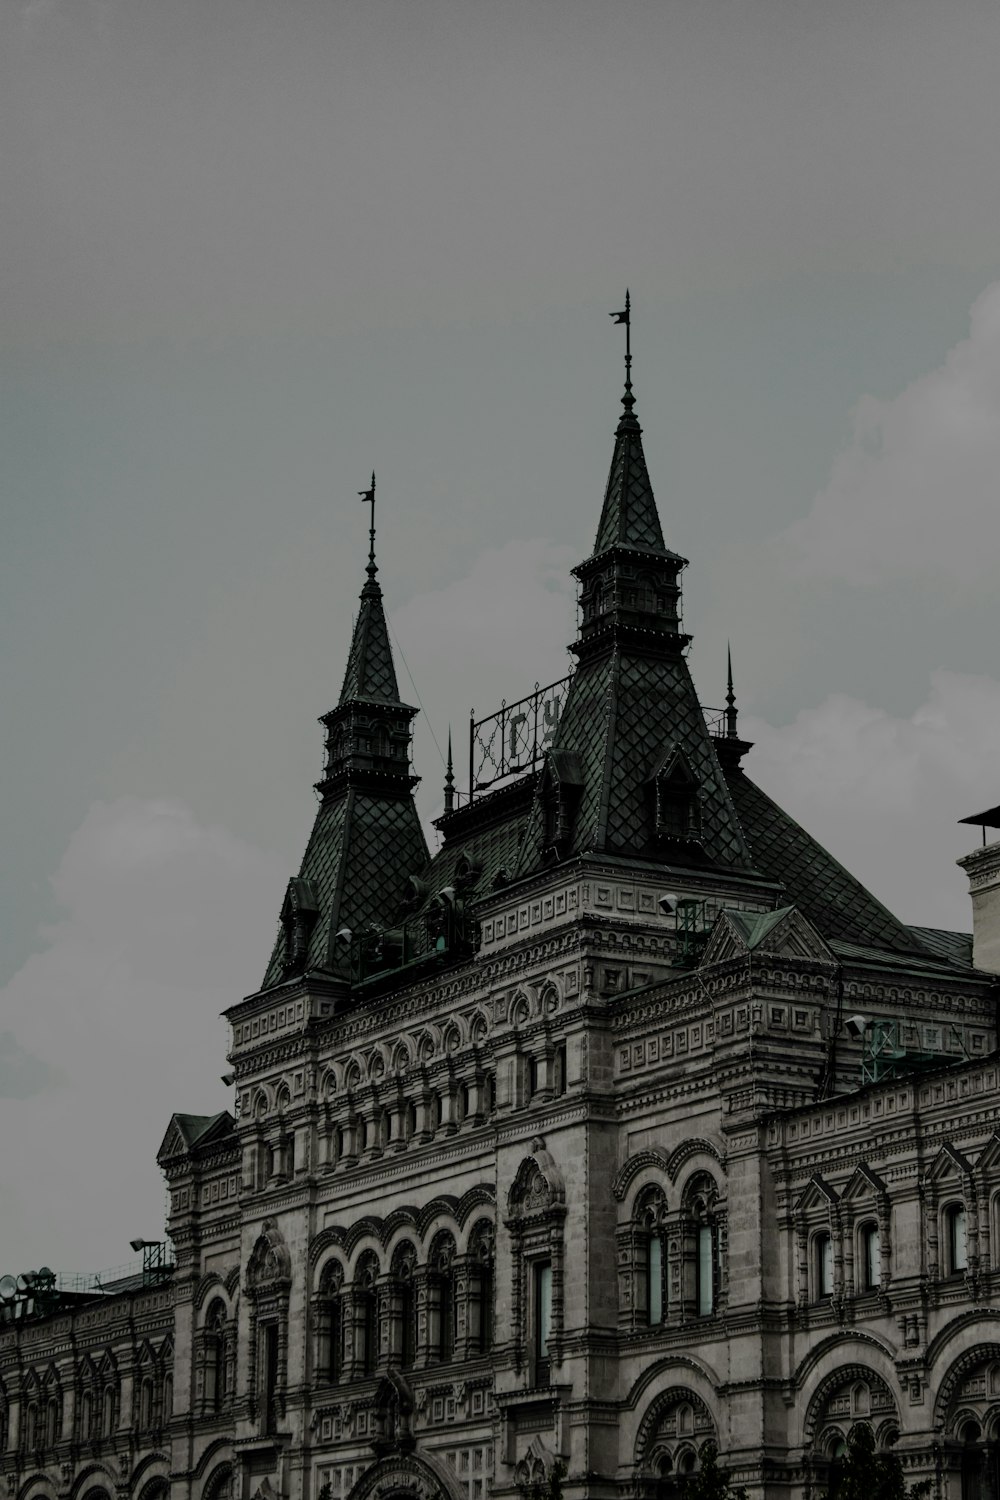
[609,289,634,414]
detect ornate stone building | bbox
[4,328,1000,1500]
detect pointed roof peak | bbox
[592,295,666,556]
[726,643,738,739]
[443,727,455,814]
[338,475,403,707]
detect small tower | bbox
[260,478,429,987]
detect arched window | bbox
[814,1231,834,1299]
[685,1173,721,1317]
[79,1387,93,1442]
[315,1259,344,1383]
[468,1221,495,1355]
[636,1186,668,1326]
[946,1203,969,1274]
[139,1376,154,1432]
[204,1300,228,1411]
[101,1378,116,1438]
[429,1231,457,1363]
[355,1252,380,1377]
[390,1242,418,1370]
[859,1222,881,1291]
[45,1394,60,1448]
[24,1400,38,1452]
[162,1372,173,1423]
[43,1370,61,1450]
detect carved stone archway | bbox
[344,1450,464,1500]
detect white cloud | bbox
[0,797,285,1274]
[781,282,1000,587]
[743,669,1000,931]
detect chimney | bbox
[957,805,1000,973]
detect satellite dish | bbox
[0,1276,17,1302]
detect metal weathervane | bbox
[358,471,377,574]
[609,288,633,409]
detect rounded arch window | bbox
[684,1172,720,1317]
[469,1219,495,1355]
[317,1259,345,1384]
[354,1251,380,1377]
[858,1221,881,1291]
[429,1230,458,1362]
[390,1241,418,1370]
[946,1202,969,1274]
[636,1184,668,1327]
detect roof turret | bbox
[260,479,428,989]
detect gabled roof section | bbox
[701,905,837,967]
[722,763,935,958]
[157,1110,235,1165]
[592,407,666,556]
[339,572,402,706]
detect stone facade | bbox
[3,346,1000,1500]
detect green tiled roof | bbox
[725,907,796,950]
[593,409,666,556]
[260,549,428,992]
[518,647,757,871]
[339,574,402,705]
[907,926,974,968]
[424,784,535,898]
[262,790,428,985]
[723,764,933,957]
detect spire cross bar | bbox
[358,471,377,575]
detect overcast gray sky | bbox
[5,0,1000,1271]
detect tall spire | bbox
[593,291,666,556]
[260,482,429,989]
[726,644,738,739]
[443,728,455,814]
[339,473,401,707]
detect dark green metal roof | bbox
[592,407,666,556]
[339,574,403,706]
[722,764,935,958]
[259,547,428,993]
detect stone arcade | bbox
[4,327,1000,1500]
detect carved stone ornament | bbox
[247,1216,293,1291]
[344,1450,463,1500]
[507,1136,566,1219]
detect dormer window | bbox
[649,748,703,845]
[279,878,319,977]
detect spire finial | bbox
[443,727,455,814]
[725,642,738,739]
[358,471,377,578]
[609,289,634,414]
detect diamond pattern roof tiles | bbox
[592,414,666,556]
[722,764,934,957]
[262,791,428,986]
[516,646,756,873]
[339,578,402,706]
